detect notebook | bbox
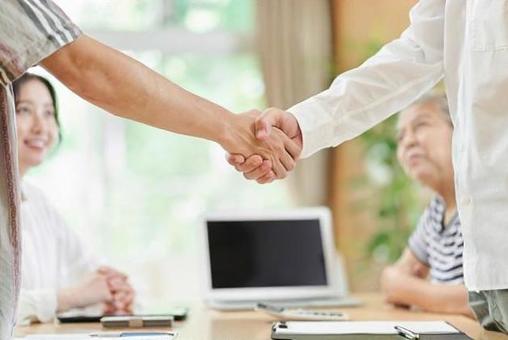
[271,321,471,339]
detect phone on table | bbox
[101,315,173,328]
[57,307,188,324]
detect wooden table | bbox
[14,293,508,339]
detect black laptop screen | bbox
[207,219,328,288]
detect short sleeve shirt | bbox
[0,0,80,336]
[408,197,464,284]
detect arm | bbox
[289,0,446,158]
[40,35,299,177]
[54,208,132,314]
[381,249,473,317]
[231,0,446,180]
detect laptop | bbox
[201,207,361,310]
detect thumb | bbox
[255,109,280,140]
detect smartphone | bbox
[101,315,173,328]
[57,307,188,323]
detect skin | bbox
[381,101,473,318]
[40,35,301,179]
[227,108,302,183]
[234,102,473,317]
[15,79,134,315]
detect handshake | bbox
[221,107,302,184]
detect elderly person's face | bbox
[396,101,453,189]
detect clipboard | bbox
[271,320,472,340]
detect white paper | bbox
[277,321,459,335]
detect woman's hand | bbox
[99,266,135,315]
[57,271,112,312]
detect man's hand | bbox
[227,108,302,183]
[221,110,301,180]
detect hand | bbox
[221,110,301,179]
[57,271,112,312]
[227,108,302,183]
[99,266,135,315]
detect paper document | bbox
[278,321,459,334]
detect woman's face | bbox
[15,79,58,175]
[396,101,453,189]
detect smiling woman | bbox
[12,74,136,325]
[13,74,60,176]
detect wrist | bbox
[57,287,76,312]
[216,111,245,151]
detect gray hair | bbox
[405,92,452,125]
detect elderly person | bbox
[378,94,472,317]
[232,0,508,333]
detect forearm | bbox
[412,281,473,317]
[384,274,472,317]
[41,35,231,145]
[289,0,445,158]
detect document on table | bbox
[274,320,461,334]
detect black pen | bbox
[394,325,419,340]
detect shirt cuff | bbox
[288,94,339,159]
[17,289,58,324]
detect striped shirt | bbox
[0,1,80,337]
[408,197,464,284]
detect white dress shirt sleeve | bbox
[17,183,99,324]
[17,289,58,325]
[289,0,446,158]
[58,223,99,286]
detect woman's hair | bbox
[12,73,62,142]
[409,92,452,126]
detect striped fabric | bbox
[408,197,464,284]
[0,1,80,337]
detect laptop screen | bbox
[207,219,328,289]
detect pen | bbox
[394,325,419,340]
[90,332,175,337]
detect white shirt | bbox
[18,182,97,325]
[290,0,508,290]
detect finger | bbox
[271,157,287,179]
[284,136,302,160]
[255,109,280,140]
[279,149,295,173]
[243,160,272,180]
[226,153,245,165]
[100,267,127,280]
[103,289,113,303]
[109,279,131,292]
[256,171,275,184]
[236,155,264,173]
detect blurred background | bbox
[28,0,424,309]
